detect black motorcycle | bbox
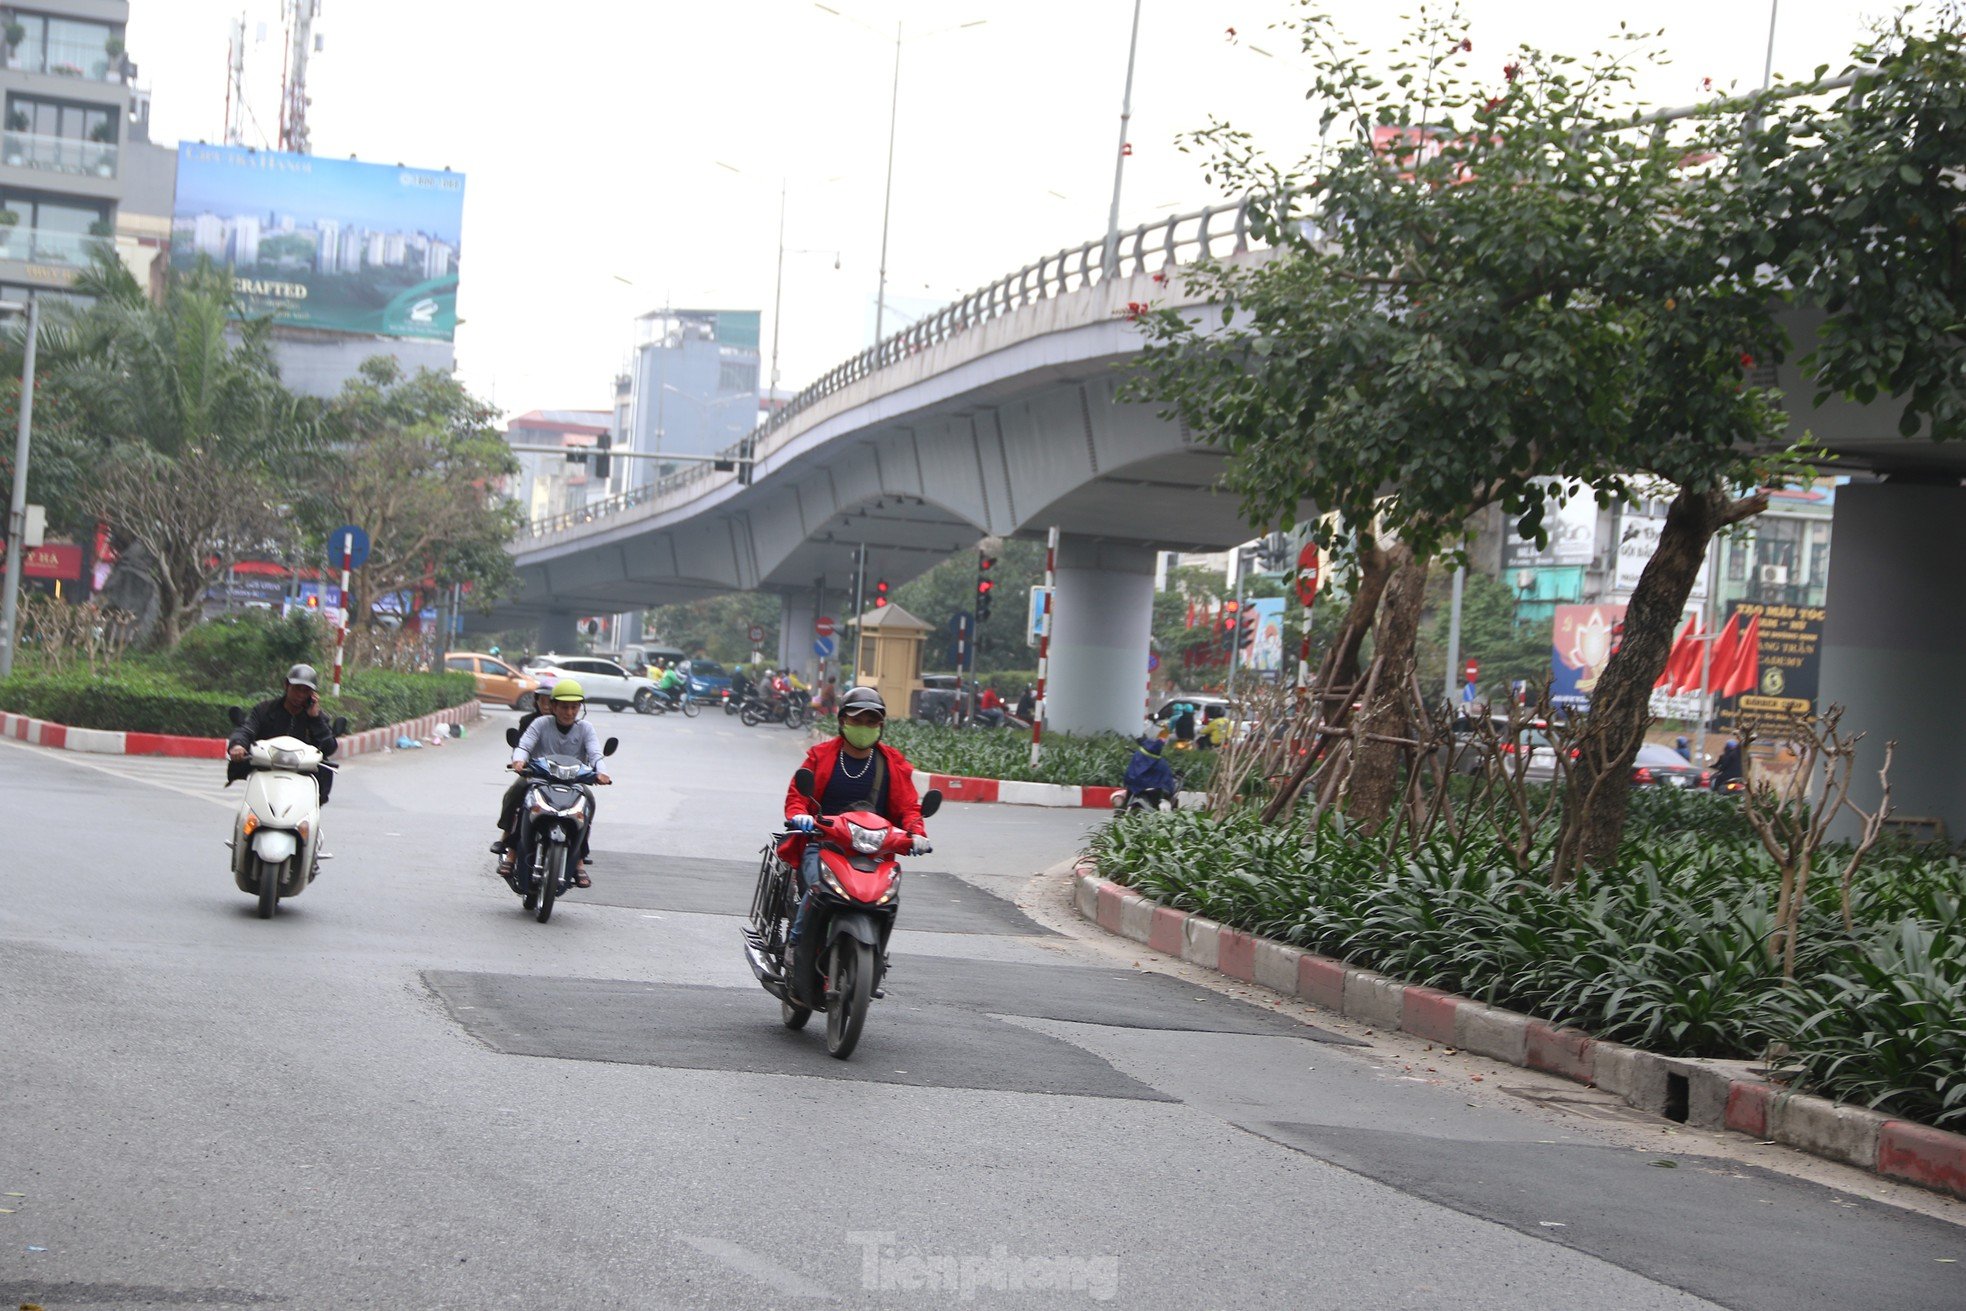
[741,687,810,730]
[501,726,617,923]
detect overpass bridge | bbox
[497,201,1965,839]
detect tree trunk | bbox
[1259,539,1394,823]
[1553,487,1766,881]
[1346,545,1428,827]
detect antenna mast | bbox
[223,14,246,145]
[277,0,318,154]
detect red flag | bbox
[1721,614,1761,698]
[1657,616,1698,689]
[1705,613,1744,695]
[1185,599,1196,629]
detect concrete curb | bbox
[1071,862,1966,1203]
[0,700,482,762]
[909,768,1206,810]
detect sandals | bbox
[497,853,516,878]
[573,866,592,889]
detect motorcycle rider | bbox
[779,685,930,1005]
[656,661,689,708]
[1122,731,1180,809]
[1712,738,1745,790]
[728,663,756,711]
[227,663,339,806]
[498,678,612,887]
[490,686,556,860]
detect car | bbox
[444,652,541,711]
[1631,742,1710,789]
[679,659,732,701]
[1151,695,1231,742]
[594,643,687,677]
[524,653,663,714]
[914,674,964,723]
[1448,715,1565,783]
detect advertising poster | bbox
[1506,488,1600,569]
[1613,511,1710,599]
[1248,596,1287,673]
[1723,601,1825,730]
[171,144,466,340]
[1551,603,1624,709]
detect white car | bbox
[525,653,662,714]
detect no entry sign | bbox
[1295,543,1321,608]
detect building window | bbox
[0,191,112,264]
[11,14,119,81]
[718,360,758,394]
[4,95,117,176]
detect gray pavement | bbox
[1,709,1960,1310]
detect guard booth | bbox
[851,603,930,717]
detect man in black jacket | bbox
[228,664,340,804]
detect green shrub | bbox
[829,716,1218,790]
[1088,793,1966,1129]
[0,666,476,736]
[170,611,327,685]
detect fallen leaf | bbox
[1650,1160,1678,1169]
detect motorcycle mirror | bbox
[227,705,245,728]
[505,727,521,748]
[919,789,942,819]
[331,716,349,736]
[602,737,619,757]
[793,766,816,799]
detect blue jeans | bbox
[786,844,823,948]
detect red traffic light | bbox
[874,578,890,608]
[1223,599,1240,613]
[977,578,994,595]
[979,554,996,572]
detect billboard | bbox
[1612,511,1710,599]
[1505,489,1599,569]
[1722,601,1825,731]
[171,144,466,340]
[1551,603,1623,709]
[1248,597,1288,673]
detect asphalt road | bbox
[1,706,1960,1310]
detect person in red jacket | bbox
[780,685,930,1001]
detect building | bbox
[0,1,179,305]
[622,309,762,489]
[505,409,614,524]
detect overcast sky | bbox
[128,1,1897,415]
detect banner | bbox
[1506,489,1599,569]
[1248,597,1287,673]
[1722,601,1825,731]
[1551,603,1624,709]
[171,144,466,340]
[1613,511,1709,598]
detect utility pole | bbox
[848,543,867,685]
[1101,0,1146,275]
[0,294,40,681]
[1443,564,1466,713]
[873,21,902,348]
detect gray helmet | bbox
[837,685,886,720]
[285,663,319,690]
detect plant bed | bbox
[827,717,1220,792]
[0,665,475,737]
[1086,790,1966,1132]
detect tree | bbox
[644,592,781,665]
[1414,568,1560,705]
[894,538,1047,672]
[45,255,316,647]
[1129,11,1957,859]
[310,357,518,649]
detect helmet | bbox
[1675,735,1689,747]
[550,678,586,702]
[285,663,319,690]
[1725,738,1739,750]
[837,685,886,720]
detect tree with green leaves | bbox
[44,255,317,647]
[1132,10,1964,870]
[643,591,782,665]
[309,357,518,647]
[894,538,1047,673]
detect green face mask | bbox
[841,721,882,749]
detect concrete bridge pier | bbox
[1817,480,1966,843]
[1046,536,1155,737]
[540,612,580,657]
[776,591,816,683]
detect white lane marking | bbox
[674,1234,837,1300]
[0,736,233,810]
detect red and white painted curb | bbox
[1072,864,1966,1202]
[908,769,1206,810]
[0,700,483,762]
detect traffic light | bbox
[1240,613,1259,653]
[874,579,889,608]
[592,432,612,480]
[976,552,996,623]
[1220,598,1240,647]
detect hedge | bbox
[0,667,476,737]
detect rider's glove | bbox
[790,814,817,833]
[910,835,933,856]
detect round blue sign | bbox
[327,525,371,570]
[813,635,837,658]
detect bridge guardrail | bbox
[520,195,1273,540]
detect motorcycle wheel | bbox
[824,938,875,1059]
[608,703,625,713]
[783,702,807,730]
[741,703,764,728]
[521,847,540,911]
[780,997,812,1029]
[538,845,563,923]
[255,856,284,919]
[680,693,700,718]
[635,689,657,715]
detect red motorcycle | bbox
[742,767,941,1059]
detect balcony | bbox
[8,39,126,84]
[0,224,110,266]
[2,129,117,178]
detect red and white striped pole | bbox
[331,531,352,697]
[1029,526,1058,768]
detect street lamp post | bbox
[1101,0,1146,275]
[0,293,40,681]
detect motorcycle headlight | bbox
[272,748,301,771]
[876,870,901,904]
[847,822,884,855]
[819,865,849,898]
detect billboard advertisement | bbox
[1722,601,1825,731]
[1505,489,1600,569]
[1248,597,1288,673]
[1551,603,1624,709]
[1612,511,1710,599]
[171,144,466,340]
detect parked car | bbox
[680,659,732,701]
[914,674,964,724]
[444,652,541,711]
[594,643,687,677]
[1448,715,1567,783]
[523,653,663,714]
[1631,743,1710,789]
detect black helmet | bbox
[838,685,887,720]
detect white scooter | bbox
[225,707,346,918]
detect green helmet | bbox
[549,678,585,702]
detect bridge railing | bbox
[519,195,1272,540]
